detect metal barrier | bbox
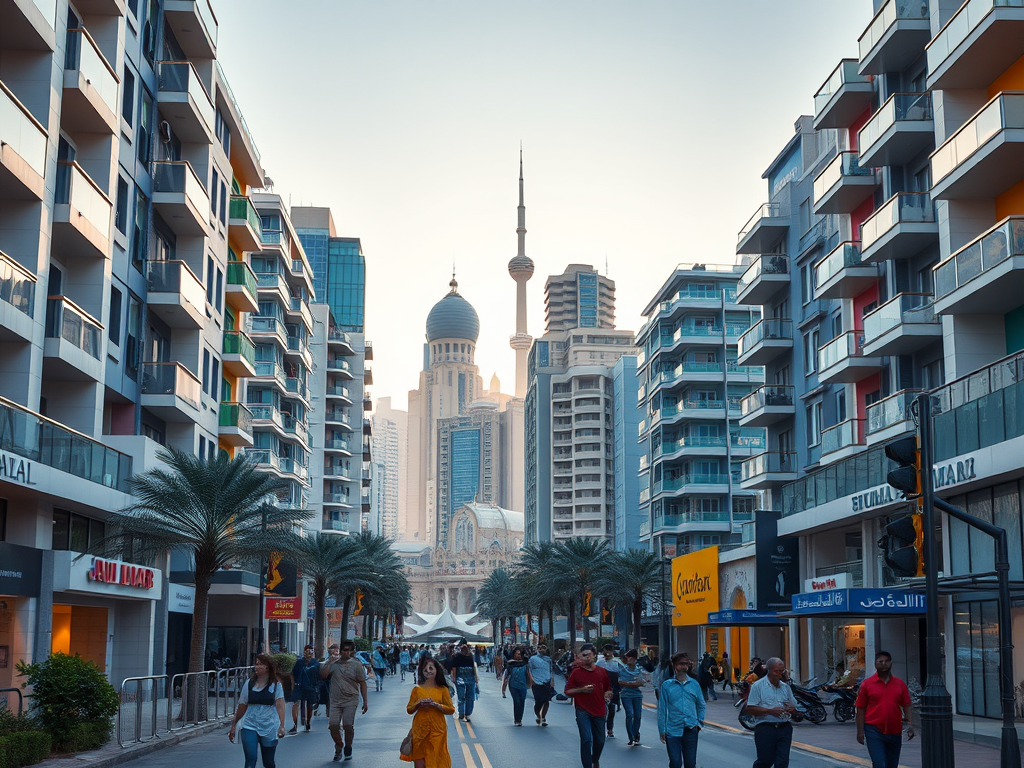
[117,676,168,747]
[0,687,24,715]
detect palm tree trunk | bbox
[633,598,642,651]
[341,594,352,641]
[185,570,212,721]
[526,611,532,645]
[547,605,555,646]
[568,600,577,649]
[313,579,327,658]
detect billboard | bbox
[671,546,720,626]
[755,509,800,613]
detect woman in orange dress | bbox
[402,656,455,768]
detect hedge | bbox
[0,731,52,768]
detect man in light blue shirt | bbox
[744,657,797,767]
[528,643,554,725]
[657,652,705,768]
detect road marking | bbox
[460,742,478,768]
[454,719,464,739]
[473,743,493,768]
[465,722,476,740]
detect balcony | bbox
[857,0,931,75]
[0,250,35,341]
[866,389,920,443]
[740,451,798,490]
[255,272,289,308]
[225,260,258,313]
[152,161,209,236]
[653,473,733,497]
[812,151,877,215]
[287,296,314,333]
[0,0,56,50]
[736,253,789,306]
[739,385,795,428]
[146,260,205,328]
[163,0,217,59]
[860,192,937,263]
[328,358,354,378]
[259,228,290,255]
[282,414,309,446]
[324,437,352,455]
[0,80,47,200]
[241,448,281,474]
[930,93,1024,201]
[813,59,873,130]
[217,402,253,447]
[927,0,1024,90]
[249,404,283,433]
[821,418,866,462]
[736,202,789,255]
[62,28,118,134]
[817,331,883,384]
[326,385,352,403]
[43,296,103,381]
[862,293,941,356]
[247,315,288,348]
[52,161,111,259]
[252,360,287,391]
[933,216,1024,314]
[279,458,308,483]
[222,330,256,377]
[286,376,309,402]
[140,362,201,421]
[156,60,213,144]
[228,195,262,251]
[813,242,878,300]
[736,318,793,366]
[858,92,933,168]
[328,328,355,354]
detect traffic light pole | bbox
[916,394,955,768]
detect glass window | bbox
[115,176,129,234]
[108,285,122,345]
[52,509,70,550]
[70,514,89,552]
[121,66,135,126]
[137,87,153,165]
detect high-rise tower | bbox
[508,150,534,399]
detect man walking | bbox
[320,640,368,762]
[657,653,705,768]
[451,642,479,722]
[596,645,625,738]
[528,642,555,726]
[399,645,411,681]
[290,644,320,732]
[564,643,613,768]
[744,657,797,768]
[856,651,914,768]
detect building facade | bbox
[611,355,643,552]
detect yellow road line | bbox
[473,743,493,768]
[454,719,464,739]
[465,722,476,740]
[460,742,478,768]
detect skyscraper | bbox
[508,151,534,399]
[544,264,616,332]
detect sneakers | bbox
[627,740,634,746]
[288,726,297,734]
[305,723,311,732]
[514,721,522,726]
[465,717,471,723]
[536,717,542,725]
[606,731,615,738]
[343,746,353,761]
[333,746,342,762]
[541,719,547,727]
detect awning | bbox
[776,588,926,619]
[706,610,788,627]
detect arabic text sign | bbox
[671,546,719,626]
[791,588,925,615]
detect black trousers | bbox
[752,722,792,768]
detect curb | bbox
[32,720,225,768]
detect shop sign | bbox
[755,510,800,612]
[88,558,155,590]
[169,585,196,614]
[53,551,162,600]
[791,588,925,615]
[265,597,301,621]
[804,573,849,592]
[0,542,42,597]
[0,451,37,486]
[707,610,785,626]
[850,452,980,513]
[671,546,719,626]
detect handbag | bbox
[400,728,414,756]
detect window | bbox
[108,286,122,345]
[121,67,135,126]
[219,179,227,224]
[805,329,819,374]
[206,255,215,305]
[52,509,104,553]
[211,169,219,217]
[801,265,813,305]
[215,108,231,155]
[807,401,822,446]
[114,176,129,234]
[125,293,142,378]
[836,390,847,423]
[832,313,843,337]
[137,87,153,165]
[216,266,223,312]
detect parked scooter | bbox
[789,680,827,725]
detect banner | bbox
[265,596,301,621]
[671,546,719,626]
[265,554,297,597]
[755,510,800,612]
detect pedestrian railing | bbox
[0,688,23,715]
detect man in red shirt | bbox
[565,643,613,768]
[855,650,914,768]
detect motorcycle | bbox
[815,684,859,722]
[737,677,826,730]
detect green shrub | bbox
[354,638,372,652]
[0,711,38,737]
[0,730,52,768]
[49,720,109,754]
[271,653,296,675]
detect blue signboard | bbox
[707,610,786,626]
[791,588,925,616]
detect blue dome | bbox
[426,282,480,343]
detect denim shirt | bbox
[618,665,645,699]
[657,676,706,737]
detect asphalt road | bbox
[125,671,865,768]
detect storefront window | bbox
[953,600,1001,718]
[52,508,104,552]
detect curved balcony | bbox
[736,253,789,306]
[927,0,1024,90]
[814,59,873,130]
[857,0,931,75]
[858,92,933,168]
[739,385,795,428]
[813,242,878,300]
[933,216,1024,315]
[740,451,798,490]
[737,202,789,255]
[860,192,937,264]
[862,293,940,356]
[817,331,882,384]
[737,318,793,366]
[813,152,878,215]
[866,389,921,443]
[324,437,353,456]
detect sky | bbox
[212,1,869,410]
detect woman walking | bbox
[228,654,286,768]
[372,646,389,691]
[501,646,534,726]
[402,657,456,768]
[619,649,646,746]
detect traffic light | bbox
[601,602,612,624]
[885,436,921,501]
[880,513,925,577]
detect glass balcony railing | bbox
[859,0,929,60]
[218,402,253,434]
[152,160,209,211]
[248,403,282,426]
[866,389,921,434]
[248,315,286,337]
[818,331,866,371]
[0,250,36,317]
[326,386,351,399]
[229,195,263,239]
[253,360,287,386]
[859,92,933,154]
[738,254,789,294]
[282,414,309,443]
[814,59,869,115]
[260,229,290,250]
[932,93,1024,182]
[738,202,786,243]
[55,162,112,236]
[655,512,732,528]
[821,418,866,456]
[814,241,863,288]
[279,458,308,481]
[741,451,797,482]
[286,377,307,399]
[933,217,1024,301]
[226,260,258,297]
[193,0,218,48]
[215,61,260,166]
[737,318,792,358]
[328,327,353,346]
[31,0,57,27]
[45,296,102,359]
[242,448,281,471]
[654,474,731,494]
[0,80,47,177]
[863,292,937,344]
[65,28,118,112]
[255,272,288,295]
[783,443,894,516]
[156,61,214,131]
[927,0,1024,75]
[147,260,206,318]
[813,152,874,202]
[328,358,353,373]
[0,395,132,491]
[324,438,351,452]
[222,330,256,366]
[861,192,935,250]
[672,323,748,341]
[140,362,200,409]
[740,385,795,417]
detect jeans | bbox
[864,724,902,768]
[239,728,277,768]
[509,686,527,723]
[373,668,386,691]
[664,729,699,768]
[574,707,607,768]
[753,722,792,768]
[606,699,617,732]
[456,677,476,718]
[621,696,642,742]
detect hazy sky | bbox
[213,1,868,409]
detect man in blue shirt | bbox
[528,643,555,726]
[657,652,705,768]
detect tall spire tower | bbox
[508,148,534,399]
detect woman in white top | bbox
[229,654,286,768]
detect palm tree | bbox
[100,448,311,675]
[337,531,407,638]
[552,538,610,646]
[518,542,561,643]
[595,549,663,649]
[476,568,514,642]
